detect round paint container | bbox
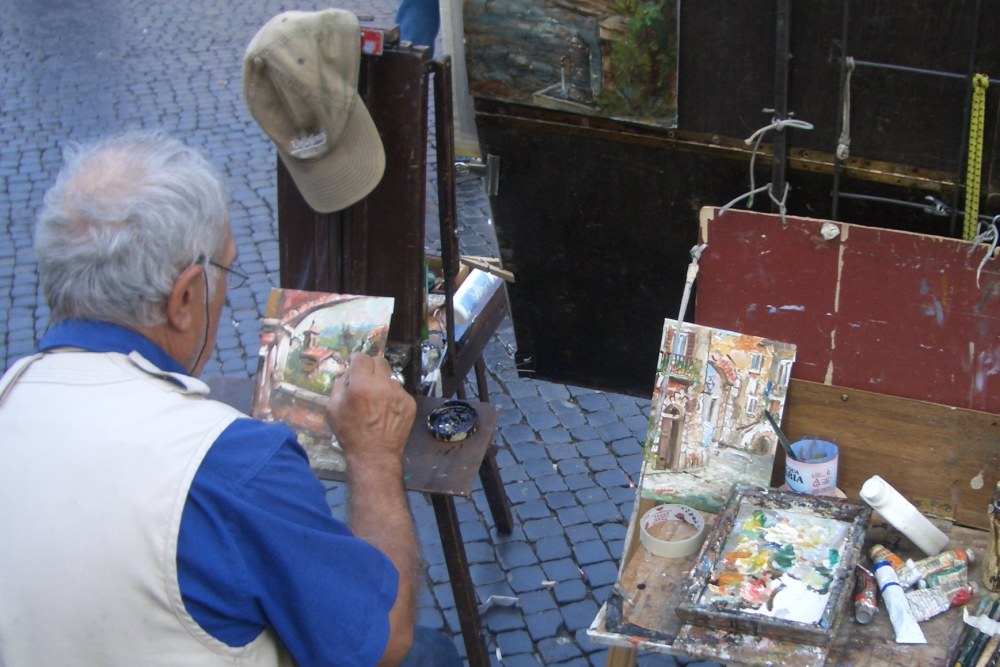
[784,438,839,496]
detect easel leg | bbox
[605,645,637,667]
[473,357,490,402]
[431,493,490,667]
[478,447,513,535]
[456,360,514,534]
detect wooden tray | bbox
[675,484,871,646]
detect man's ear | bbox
[165,263,206,332]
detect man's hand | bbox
[326,352,416,466]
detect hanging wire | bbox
[718,118,813,226]
[837,191,996,289]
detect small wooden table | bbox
[590,492,991,667]
[206,377,498,667]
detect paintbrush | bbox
[987,639,1000,667]
[966,595,1000,667]
[764,409,799,461]
[954,596,993,667]
[974,632,1000,667]
[957,594,1000,667]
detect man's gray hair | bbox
[35,130,230,328]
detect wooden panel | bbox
[696,207,840,384]
[600,491,990,665]
[277,44,430,391]
[697,207,1000,414]
[680,0,1000,183]
[476,108,735,396]
[781,379,1000,530]
[467,1,1000,395]
[836,224,999,410]
[388,396,498,496]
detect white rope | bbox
[719,179,792,227]
[719,117,813,222]
[768,182,791,227]
[743,117,816,147]
[719,183,771,216]
[837,57,855,160]
[968,215,999,288]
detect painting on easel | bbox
[640,319,797,513]
[251,288,394,473]
[463,0,679,128]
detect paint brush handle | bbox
[974,635,1000,667]
[954,597,993,667]
[958,596,1000,667]
[764,410,798,461]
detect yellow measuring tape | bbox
[964,73,990,241]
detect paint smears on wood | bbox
[983,482,1000,592]
[696,207,1000,414]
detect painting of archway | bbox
[640,318,797,512]
[252,288,394,472]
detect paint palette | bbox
[676,484,871,646]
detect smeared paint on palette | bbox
[702,505,849,624]
[676,484,871,646]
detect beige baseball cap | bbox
[243,9,386,213]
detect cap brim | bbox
[277,100,386,214]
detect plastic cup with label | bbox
[784,438,839,496]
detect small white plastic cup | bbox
[784,438,839,495]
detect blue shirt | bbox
[38,319,398,666]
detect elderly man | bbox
[0,131,460,666]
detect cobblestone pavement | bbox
[0,2,715,665]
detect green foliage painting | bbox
[463,0,679,128]
[598,0,679,119]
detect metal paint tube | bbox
[905,583,975,622]
[854,564,879,624]
[870,544,907,574]
[917,562,969,595]
[872,559,926,643]
[899,548,975,588]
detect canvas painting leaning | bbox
[640,319,797,513]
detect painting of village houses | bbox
[251,288,394,473]
[463,0,679,127]
[640,319,797,513]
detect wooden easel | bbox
[274,37,511,667]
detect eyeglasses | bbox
[207,259,249,289]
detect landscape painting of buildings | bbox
[640,319,797,512]
[463,0,679,127]
[251,288,394,473]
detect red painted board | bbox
[696,207,1000,414]
[695,208,841,383]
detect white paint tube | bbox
[860,475,949,556]
[873,559,926,643]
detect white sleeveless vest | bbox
[0,350,293,666]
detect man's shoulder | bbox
[198,417,310,489]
